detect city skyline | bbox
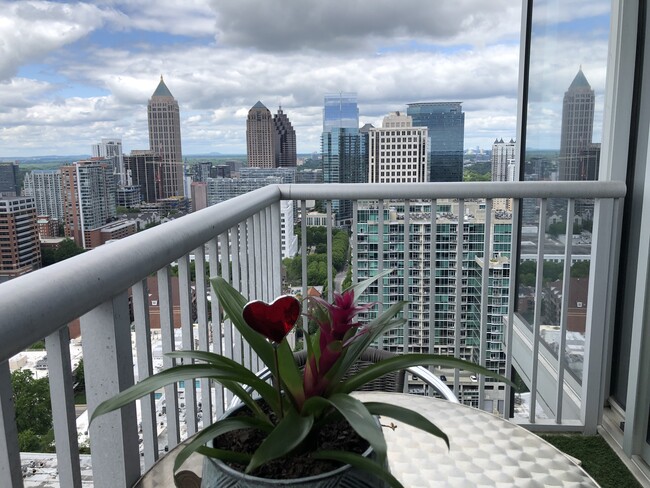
[0,1,610,157]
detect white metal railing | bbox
[0,181,626,487]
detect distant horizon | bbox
[0,147,563,164]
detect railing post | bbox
[132,279,159,469]
[45,327,82,487]
[0,360,23,488]
[82,292,140,488]
[583,198,618,434]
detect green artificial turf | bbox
[539,434,641,488]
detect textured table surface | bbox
[135,392,600,487]
[357,392,599,487]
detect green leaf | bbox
[173,416,270,473]
[337,353,515,394]
[363,401,449,449]
[220,380,273,424]
[246,409,314,473]
[345,268,394,304]
[211,277,305,407]
[312,450,403,488]
[303,393,387,463]
[325,303,407,392]
[90,364,269,423]
[211,277,274,366]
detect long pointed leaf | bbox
[325,302,407,391]
[90,364,268,422]
[211,277,274,366]
[345,268,394,302]
[211,277,305,406]
[303,393,386,463]
[195,446,251,464]
[337,354,515,394]
[246,409,314,473]
[312,450,403,488]
[364,401,449,448]
[220,380,274,423]
[173,416,271,473]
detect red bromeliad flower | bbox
[303,290,374,398]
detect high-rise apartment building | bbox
[274,107,297,167]
[559,68,595,181]
[61,159,116,249]
[407,102,465,182]
[92,138,125,186]
[22,170,64,220]
[148,76,184,198]
[491,138,516,182]
[205,176,297,258]
[368,112,428,183]
[356,201,511,406]
[124,150,161,203]
[247,101,276,168]
[0,162,20,197]
[0,196,41,282]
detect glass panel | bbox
[516,0,610,419]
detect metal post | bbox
[0,361,23,488]
[82,293,140,487]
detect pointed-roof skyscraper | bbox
[148,75,184,198]
[559,67,595,180]
[246,101,276,168]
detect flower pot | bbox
[200,403,388,488]
[201,447,384,488]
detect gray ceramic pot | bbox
[200,404,387,488]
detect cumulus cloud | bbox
[208,0,521,52]
[0,1,109,81]
[0,0,613,156]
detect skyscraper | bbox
[148,76,184,198]
[22,170,64,220]
[124,150,161,203]
[0,162,20,197]
[323,93,359,132]
[273,107,297,167]
[559,68,595,181]
[368,112,428,183]
[321,93,367,222]
[407,102,465,182]
[61,159,116,249]
[491,138,516,182]
[246,101,276,168]
[0,196,41,282]
[92,138,125,186]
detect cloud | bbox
[0,1,108,81]
[208,0,521,52]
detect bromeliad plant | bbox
[91,270,512,487]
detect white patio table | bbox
[135,391,600,487]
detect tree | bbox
[571,261,590,278]
[547,221,567,238]
[57,238,85,261]
[11,370,53,451]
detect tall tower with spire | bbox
[559,67,595,181]
[147,75,184,198]
[246,101,276,168]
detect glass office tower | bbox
[323,93,359,132]
[407,102,465,182]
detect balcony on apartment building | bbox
[3,0,650,486]
[0,180,641,487]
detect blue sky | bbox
[0,0,610,157]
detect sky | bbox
[0,1,610,158]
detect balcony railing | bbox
[0,181,626,487]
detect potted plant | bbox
[92,270,512,487]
